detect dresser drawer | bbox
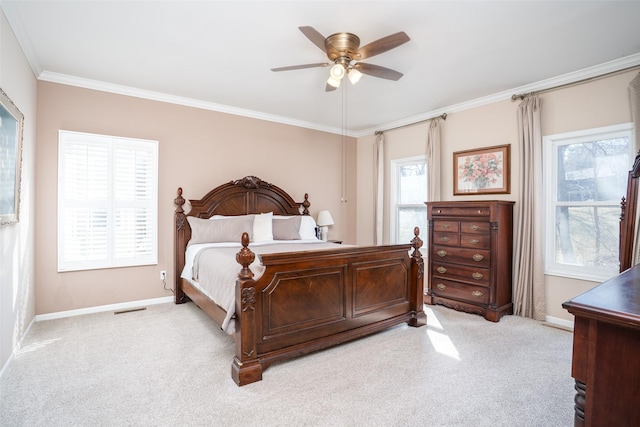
[431,278,490,305]
[434,220,459,233]
[460,221,490,234]
[432,262,490,285]
[433,232,459,246]
[430,206,491,217]
[432,245,490,268]
[460,234,490,249]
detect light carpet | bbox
[0,302,575,426]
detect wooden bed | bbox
[174,176,426,386]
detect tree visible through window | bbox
[392,156,427,244]
[544,124,633,281]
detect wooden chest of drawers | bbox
[425,200,514,322]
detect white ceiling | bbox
[3,1,640,136]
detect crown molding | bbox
[1,0,43,75]
[356,52,640,138]
[35,50,640,140]
[37,71,350,136]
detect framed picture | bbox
[454,144,510,195]
[0,87,25,225]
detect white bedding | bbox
[181,239,341,334]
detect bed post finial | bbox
[411,227,423,259]
[302,193,310,215]
[236,232,255,280]
[175,187,185,213]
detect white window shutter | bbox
[58,131,158,272]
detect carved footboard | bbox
[232,228,426,386]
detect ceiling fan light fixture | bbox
[330,63,346,80]
[327,75,342,88]
[348,68,363,85]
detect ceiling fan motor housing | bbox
[325,33,361,62]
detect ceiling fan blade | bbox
[271,63,330,72]
[299,26,327,53]
[354,63,404,81]
[357,31,410,60]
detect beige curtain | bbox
[426,119,442,202]
[374,132,385,245]
[631,72,640,153]
[513,95,545,320]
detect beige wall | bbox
[0,10,37,371]
[356,70,637,323]
[539,71,635,321]
[35,82,356,315]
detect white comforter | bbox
[181,240,341,334]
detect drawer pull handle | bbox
[437,209,442,213]
[471,290,483,298]
[440,236,450,242]
[472,254,484,262]
[437,266,447,274]
[443,224,450,229]
[471,225,479,231]
[437,250,447,257]
[477,210,483,214]
[469,239,480,245]
[437,283,446,290]
[472,272,483,280]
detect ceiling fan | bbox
[271,26,410,92]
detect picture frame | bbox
[0,87,25,225]
[453,144,510,195]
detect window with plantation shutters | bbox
[58,130,158,272]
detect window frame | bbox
[390,155,427,244]
[543,122,634,282]
[57,130,159,272]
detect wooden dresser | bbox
[425,200,514,322]
[562,264,640,426]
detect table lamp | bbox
[316,210,334,241]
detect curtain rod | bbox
[375,112,447,135]
[512,65,640,101]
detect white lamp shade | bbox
[330,64,346,80]
[316,210,334,227]
[348,68,363,85]
[327,75,341,88]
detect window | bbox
[58,130,158,272]
[544,123,633,282]
[391,156,427,244]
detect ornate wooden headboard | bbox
[620,152,640,272]
[174,176,311,289]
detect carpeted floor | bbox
[0,302,575,426]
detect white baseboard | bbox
[35,296,175,322]
[545,315,574,331]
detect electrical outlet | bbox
[160,270,166,281]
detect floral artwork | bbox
[454,145,510,195]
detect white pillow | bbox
[299,216,318,240]
[253,212,273,242]
[209,214,243,219]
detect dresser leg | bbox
[574,380,586,427]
